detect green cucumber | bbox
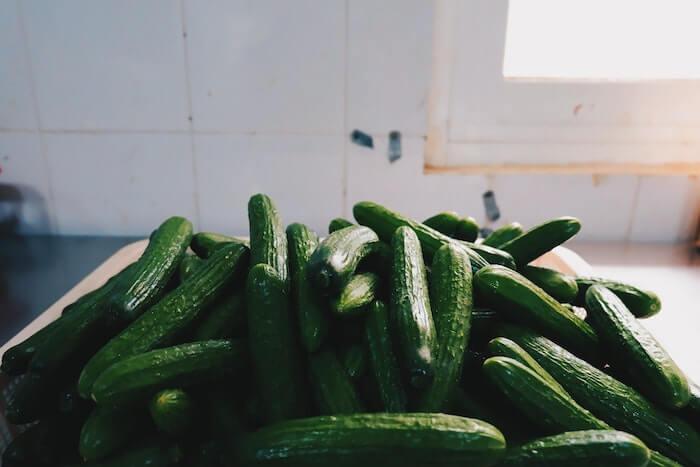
[150,389,193,436]
[178,254,203,282]
[1,318,64,376]
[353,201,489,274]
[460,241,516,269]
[80,405,141,461]
[308,349,364,415]
[190,232,248,259]
[681,380,700,429]
[496,323,700,465]
[61,262,136,316]
[454,216,480,242]
[192,291,246,341]
[419,243,472,412]
[391,226,437,389]
[331,272,380,316]
[341,344,367,381]
[248,193,288,288]
[328,217,354,233]
[238,413,506,466]
[247,263,307,423]
[423,211,460,237]
[474,265,598,361]
[307,225,380,293]
[482,222,524,248]
[574,276,661,318]
[649,450,683,467]
[91,339,246,405]
[365,300,407,412]
[286,223,328,352]
[70,443,182,467]
[78,243,249,398]
[499,216,581,267]
[107,216,193,324]
[584,285,689,409]
[498,430,650,467]
[522,265,579,303]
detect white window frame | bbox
[425,0,700,174]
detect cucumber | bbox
[681,380,700,429]
[454,216,479,242]
[331,272,380,316]
[474,265,599,361]
[107,216,193,324]
[206,387,247,464]
[496,323,700,465]
[237,413,506,466]
[307,225,380,293]
[353,201,489,274]
[80,405,141,461]
[328,217,354,233]
[192,291,246,341]
[190,232,248,259]
[482,222,524,248]
[70,443,182,467]
[78,243,249,398]
[574,276,661,319]
[418,243,472,412]
[423,211,460,237]
[521,265,579,303]
[498,430,650,467]
[390,226,437,389]
[499,216,581,267]
[150,389,193,436]
[365,300,407,412]
[178,254,203,282]
[308,349,364,415]
[61,262,136,317]
[341,344,367,381]
[247,263,307,423]
[470,310,502,350]
[460,241,516,269]
[286,223,328,352]
[1,317,63,376]
[91,339,246,405]
[649,450,683,467]
[584,285,689,409]
[248,193,289,288]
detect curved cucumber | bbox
[332,272,380,316]
[585,285,689,409]
[80,405,140,461]
[575,276,661,318]
[150,389,193,436]
[190,232,248,259]
[308,349,364,415]
[499,216,581,267]
[328,217,354,233]
[423,211,460,237]
[482,222,523,248]
[454,216,480,242]
[522,265,579,303]
[248,193,289,288]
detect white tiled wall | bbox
[0,0,697,241]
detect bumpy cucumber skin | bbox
[332,272,380,316]
[482,222,524,248]
[328,218,354,233]
[585,285,689,409]
[418,243,472,412]
[391,226,437,389]
[475,265,599,361]
[80,405,138,461]
[248,193,289,288]
[238,413,506,466]
[499,216,581,267]
[309,349,364,415]
[497,323,700,465]
[190,232,249,259]
[648,450,683,467]
[498,430,650,467]
[454,216,480,242]
[522,265,579,303]
[365,300,407,412]
[149,389,193,436]
[247,263,307,423]
[286,223,328,352]
[575,276,661,318]
[423,212,460,237]
[78,243,249,398]
[178,254,203,282]
[62,262,136,317]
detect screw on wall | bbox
[388,131,401,163]
[350,130,374,149]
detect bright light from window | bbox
[503,0,700,80]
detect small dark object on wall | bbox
[351,130,374,149]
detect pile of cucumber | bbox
[1,195,698,467]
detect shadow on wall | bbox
[0,184,51,234]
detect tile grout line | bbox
[341,0,349,218]
[623,175,643,244]
[15,0,59,234]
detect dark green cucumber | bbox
[78,243,249,398]
[391,226,437,389]
[190,232,248,259]
[206,387,247,464]
[353,201,489,274]
[328,217,354,233]
[454,216,480,242]
[522,265,579,303]
[460,241,516,268]
[238,413,506,466]
[419,243,472,412]
[248,193,288,288]
[574,276,661,318]
[482,222,524,248]
[470,309,502,350]
[1,317,64,376]
[649,450,683,467]
[80,405,141,461]
[498,430,650,467]
[107,216,193,324]
[192,291,246,340]
[286,223,328,352]
[178,254,203,282]
[423,211,460,237]
[496,323,700,465]
[474,265,599,361]
[307,225,380,293]
[681,380,700,429]
[341,344,367,381]
[70,443,182,467]
[585,285,689,409]
[308,349,364,415]
[150,389,193,436]
[331,272,380,316]
[62,262,136,317]
[499,216,581,267]
[365,300,407,412]
[247,263,307,423]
